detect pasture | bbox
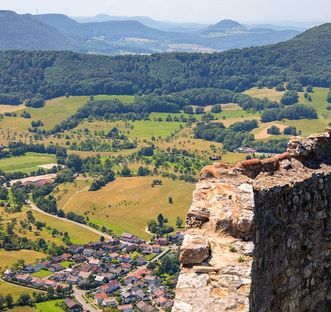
[56,177,195,240]
[0,152,56,173]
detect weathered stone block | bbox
[180,234,210,265]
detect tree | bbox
[157,214,164,227]
[211,104,222,113]
[5,294,13,308]
[306,85,314,93]
[17,294,32,306]
[267,125,280,135]
[168,197,173,204]
[65,154,82,172]
[283,126,297,135]
[327,92,331,104]
[25,96,45,108]
[183,106,194,114]
[0,187,8,200]
[176,217,183,228]
[275,83,285,91]
[281,91,299,105]
[195,106,204,114]
[121,166,132,177]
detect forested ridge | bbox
[0,23,330,100]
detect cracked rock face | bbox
[174,130,331,312]
[180,234,210,265]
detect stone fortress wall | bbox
[173,129,331,312]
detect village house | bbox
[102,297,118,307]
[82,248,94,257]
[121,291,136,304]
[157,237,168,246]
[118,304,134,312]
[15,273,31,283]
[151,244,161,253]
[68,245,84,254]
[64,298,83,312]
[137,301,155,312]
[119,254,131,263]
[121,233,141,244]
[95,292,108,305]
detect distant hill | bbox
[0,11,301,54]
[204,19,246,32]
[0,10,77,50]
[74,14,207,32]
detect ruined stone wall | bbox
[252,168,331,311]
[173,130,331,312]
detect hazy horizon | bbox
[1,0,330,24]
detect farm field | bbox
[55,176,195,240]
[0,152,56,173]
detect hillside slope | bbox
[0,23,329,98]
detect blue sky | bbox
[1,0,330,23]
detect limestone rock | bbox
[180,234,210,265]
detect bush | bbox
[25,96,45,108]
[283,126,297,135]
[281,90,299,105]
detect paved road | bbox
[151,247,170,263]
[73,286,101,312]
[27,200,113,240]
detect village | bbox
[2,231,184,312]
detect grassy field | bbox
[249,87,331,139]
[31,269,52,278]
[14,95,134,131]
[244,87,285,102]
[7,307,35,312]
[0,152,56,173]
[0,279,43,300]
[35,299,64,312]
[0,249,46,270]
[31,209,101,245]
[0,104,25,114]
[56,177,195,240]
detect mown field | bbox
[0,152,56,173]
[55,176,195,240]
